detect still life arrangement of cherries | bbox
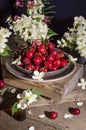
[16,42,68,72]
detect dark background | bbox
[0,0,86,39]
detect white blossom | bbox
[10,88,16,94]
[77,102,83,106]
[64,114,73,119]
[69,55,78,62]
[0,27,11,54]
[57,16,86,58]
[28,126,35,130]
[77,78,86,90]
[6,0,53,45]
[27,110,32,115]
[32,70,44,81]
[16,90,38,110]
[38,114,45,118]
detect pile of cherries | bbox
[17,42,68,72]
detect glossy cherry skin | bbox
[0,80,5,88]
[33,56,42,65]
[50,111,58,119]
[72,108,80,115]
[48,43,55,51]
[26,50,34,59]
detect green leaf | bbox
[32,89,42,96]
[32,89,42,100]
[0,45,10,56]
[11,102,19,116]
[48,29,57,37]
[44,5,55,11]
[43,2,51,5]
[33,18,41,22]
[27,9,29,15]
[44,11,56,15]
[28,89,42,100]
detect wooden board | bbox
[2,63,83,103]
[1,99,86,130]
[0,72,86,130]
[0,111,58,130]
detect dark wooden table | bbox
[0,59,86,130]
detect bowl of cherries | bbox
[14,42,70,78]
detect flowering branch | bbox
[57,16,86,58]
[6,0,57,46]
[11,89,42,116]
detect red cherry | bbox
[54,59,61,67]
[47,55,55,62]
[39,67,48,72]
[52,64,59,71]
[26,50,34,59]
[72,108,80,115]
[18,62,23,67]
[55,52,61,59]
[22,57,30,64]
[59,51,64,58]
[61,59,68,67]
[34,65,40,71]
[29,47,35,52]
[0,80,5,88]
[48,43,55,51]
[35,52,41,57]
[50,50,58,56]
[33,56,42,65]
[44,61,52,69]
[38,44,46,54]
[41,55,46,62]
[26,63,34,70]
[50,111,58,119]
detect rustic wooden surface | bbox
[2,63,83,103]
[0,62,86,130]
[0,81,86,130]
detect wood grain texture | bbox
[0,74,86,130]
[2,64,83,102]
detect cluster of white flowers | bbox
[57,16,86,58]
[28,0,44,15]
[6,0,56,44]
[16,90,38,110]
[0,27,11,55]
[8,14,49,43]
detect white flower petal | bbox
[17,93,22,99]
[64,114,73,119]
[77,102,83,106]
[27,110,32,115]
[82,86,86,90]
[77,83,82,87]
[10,88,16,93]
[39,72,45,77]
[81,78,85,83]
[29,126,35,130]
[38,114,45,118]
[34,71,40,76]
[11,55,21,64]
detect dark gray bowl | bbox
[15,49,70,78]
